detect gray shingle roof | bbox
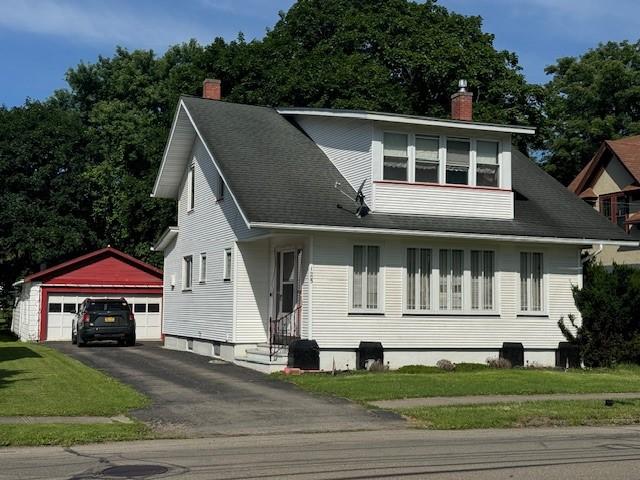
[181,95,630,242]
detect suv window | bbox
[86,301,130,312]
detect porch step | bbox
[234,344,290,374]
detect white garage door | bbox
[46,293,162,341]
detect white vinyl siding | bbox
[163,137,264,343]
[520,252,544,312]
[405,248,431,312]
[471,250,495,310]
[310,234,581,351]
[351,245,382,312]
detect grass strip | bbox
[0,423,153,447]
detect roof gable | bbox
[24,247,162,285]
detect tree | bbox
[542,40,640,185]
[558,261,640,367]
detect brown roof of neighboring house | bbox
[569,135,640,194]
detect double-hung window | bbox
[471,250,495,310]
[476,141,499,187]
[352,245,381,311]
[446,138,470,185]
[182,255,193,290]
[406,248,432,311]
[415,136,440,183]
[383,133,408,181]
[520,252,543,312]
[439,249,464,310]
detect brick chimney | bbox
[451,79,473,121]
[202,78,221,100]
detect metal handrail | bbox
[269,304,302,360]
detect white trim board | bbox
[249,222,638,247]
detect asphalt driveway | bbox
[48,342,404,437]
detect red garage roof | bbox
[24,247,162,286]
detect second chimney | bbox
[203,78,221,100]
[451,79,473,121]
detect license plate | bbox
[104,316,115,323]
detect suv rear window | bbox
[86,301,130,312]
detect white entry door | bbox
[46,293,162,341]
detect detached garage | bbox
[12,247,163,342]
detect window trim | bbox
[186,163,195,212]
[349,244,384,314]
[379,130,503,189]
[223,248,232,282]
[401,245,499,315]
[199,252,207,283]
[182,255,193,291]
[518,251,546,315]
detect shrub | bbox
[559,261,640,367]
[436,359,456,371]
[486,357,512,369]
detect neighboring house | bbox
[151,79,633,372]
[569,135,640,268]
[12,247,163,342]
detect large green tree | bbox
[1,0,544,300]
[543,40,640,185]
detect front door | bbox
[273,248,302,344]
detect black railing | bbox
[269,305,301,361]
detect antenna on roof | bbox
[335,179,370,218]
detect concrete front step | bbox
[235,344,290,374]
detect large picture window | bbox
[520,252,543,312]
[383,133,408,181]
[439,249,464,310]
[471,250,495,310]
[352,245,381,311]
[406,248,432,311]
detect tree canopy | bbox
[542,40,640,185]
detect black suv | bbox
[72,298,136,347]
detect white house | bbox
[151,79,634,372]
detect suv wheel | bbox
[71,332,77,345]
[126,335,136,347]
[77,336,87,347]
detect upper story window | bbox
[187,164,195,211]
[600,193,630,230]
[446,138,470,185]
[415,136,440,183]
[217,175,225,201]
[380,132,503,188]
[223,248,232,281]
[199,252,207,283]
[183,255,193,291]
[383,133,408,181]
[476,141,500,187]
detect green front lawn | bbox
[399,399,640,429]
[279,365,640,402]
[0,334,150,445]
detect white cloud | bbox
[0,0,217,49]
[198,0,292,19]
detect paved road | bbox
[3,426,640,479]
[48,341,403,436]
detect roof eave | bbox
[249,221,636,247]
[152,226,179,252]
[277,108,536,135]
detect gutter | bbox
[249,222,638,247]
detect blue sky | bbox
[1,0,639,107]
